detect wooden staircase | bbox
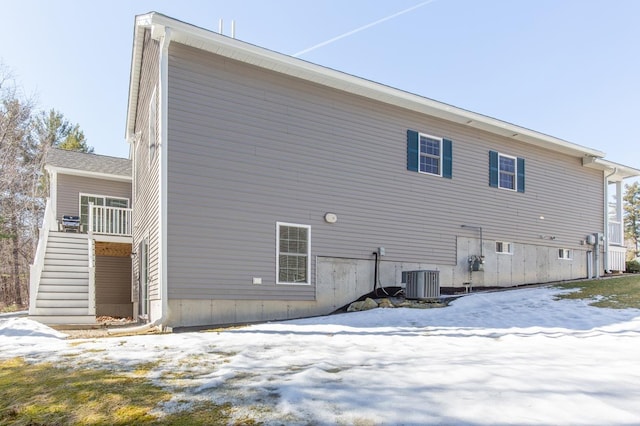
[30,231,96,325]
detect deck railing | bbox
[89,203,132,237]
[608,220,623,246]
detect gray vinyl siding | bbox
[165,42,603,300]
[55,174,131,224]
[132,28,161,303]
[95,255,132,315]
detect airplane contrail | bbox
[293,0,437,57]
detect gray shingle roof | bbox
[46,148,131,178]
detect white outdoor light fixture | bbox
[324,213,338,223]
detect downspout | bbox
[603,167,617,274]
[109,25,172,335]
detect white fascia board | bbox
[582,157,640,181]
[45,165,132,183]
[125,14,150,142]
[137,13,606,160]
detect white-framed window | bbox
[276,222,310,285]
[148,87,157,166]
[419,133,442,176]
[498,153,517,190]
[496,241,513,254]
[489,151,524,192]
[558,249,572,260]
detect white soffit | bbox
[582,157,640,181]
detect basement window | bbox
[496,242,513,254]
[558,249,572,260]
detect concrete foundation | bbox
[162,238,594,327]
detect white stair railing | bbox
[29,198,55,315]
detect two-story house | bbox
[29,12,639,328]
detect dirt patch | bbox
[54,316,140,339]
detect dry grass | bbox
[0,358,243,425]
[555,274,640,309]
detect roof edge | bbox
[45,165,132,183]
[127,12,613,161]
[583,157,640,181]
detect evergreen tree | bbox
[35,109,93,153]
[0,65,94,308]
[623,181,640,259]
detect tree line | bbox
[1,64,92,310]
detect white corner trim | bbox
[157,26,171,325]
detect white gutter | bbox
[109,25,172,335]
[603,167,617,273]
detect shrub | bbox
[626,260,640,273]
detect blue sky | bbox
[1,0,638,172]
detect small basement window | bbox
[558,249,572,260]
[496,241,513,254]
[277,222,311,285]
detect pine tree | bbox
[0,65,94,308]
[623,181,640,259]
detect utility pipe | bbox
[372,251,378,291]
[461,225,483,258]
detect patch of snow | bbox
[1,287,640,425]
[0,317,67,339]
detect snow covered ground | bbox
[2,286,640,425]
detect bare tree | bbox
[0,64,93,310]
[0,69,36,307]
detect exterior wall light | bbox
[324,213,338,223]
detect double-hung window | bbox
[419,134,442,176]
[499,154,516,190]
[277,222,310,285]
[489,151,525,192]
[406,130,452,178]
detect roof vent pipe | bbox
[218,18,223,34]
[231,20,236,38]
